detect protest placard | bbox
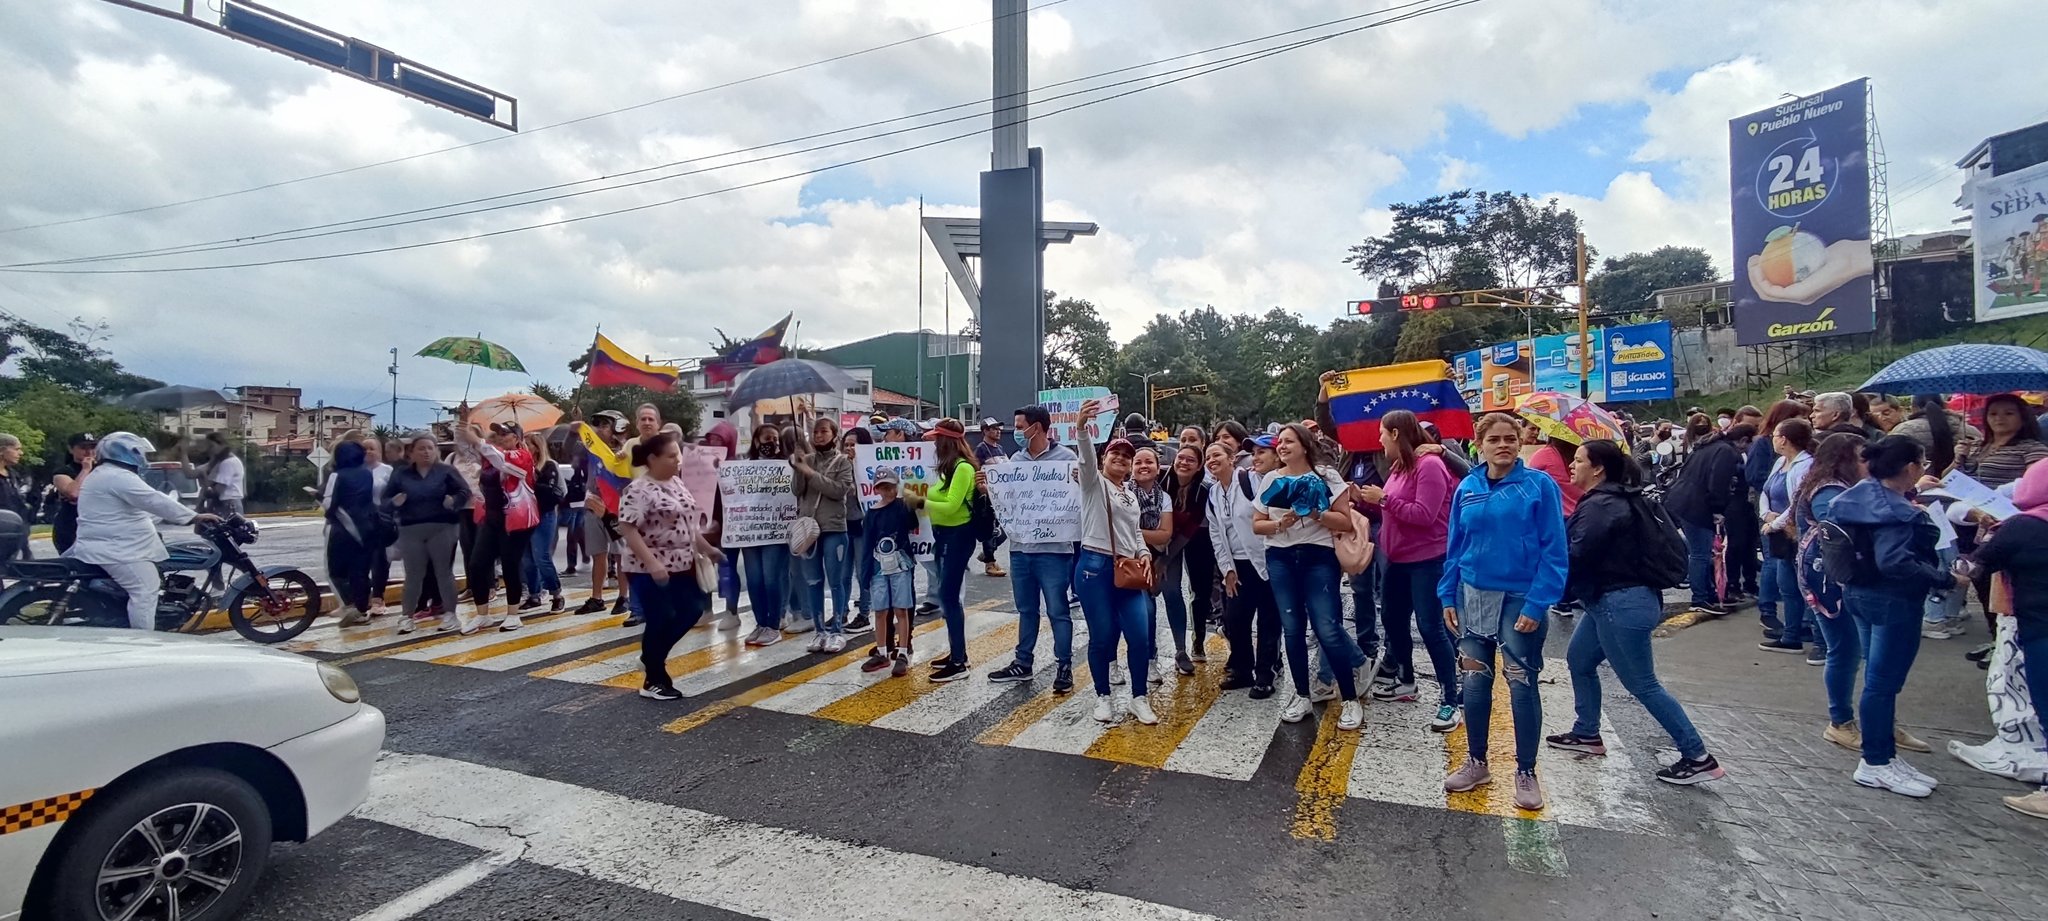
[854,442,939,560]
[718,460,797,547]
[983,460,1081,545]
[679,445,724,529]
[1037,386,1120,446]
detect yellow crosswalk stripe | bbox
[428,616,631,666]
[661,619,949,736]
[1290,699,1365,842]
[810,622,1020,726]
[976,663,1091,747]
[1082,634,1229,768]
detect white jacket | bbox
[66,464,196,565]
[1207,466,1268,581]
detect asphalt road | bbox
[209,559,2048,921]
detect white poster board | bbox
[853,443,939,561]
[983,460,1081,545]
[1037,386,1121,447]
[1973,159,2048,323]
[718,460,797,547]
[679,445,724,530]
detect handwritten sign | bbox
[718,460,796,547]
[678,445,724,529]
[984,460,1081,544]
[854,443,938,561]
[1037,386,1120,446]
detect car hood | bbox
[0,626,312,678]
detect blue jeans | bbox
[1009,551,1075,670]
[847,519,874,616]
[740,544,790,630]
[1268,543,1362,699]
[1569,586,1707,760]
[1764,556,1808,642]
[1681,521,1717,607]
[1814,608,1869,727]
[933,523,976,663]
[799,531,853,634]
[1074,549,1151,694]
[1457,590,1548,772]
[2022,631,2048,766]
[1382,557,1458,705]
[1845,586,1925,765]
[1925,545,1965,625]
[523,507,561,598]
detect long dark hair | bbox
[1381,409,1428,473]
[1760,399,1808,438]
[935,430,976,489]
[1278,423,1323,470]
[1983,392,2044,446]
[1580,438,1638,487]
[632,431,680,469]
[1795,431,1865,518]
[1862,434,1924,480]
[1915,393,1955,473]
[1775,418,1815,455]
[1213,420,1251,452]
[1166,444,1207,510]
[748,425,783,460]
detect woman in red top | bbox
[1529,437,1584,517]
[1357,410,1463,731]
[455,419,537,633]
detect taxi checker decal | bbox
[0,789,95,836]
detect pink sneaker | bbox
[1444,758,1492,793]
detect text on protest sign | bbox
[718,460,797,547]
[853,443,938,561]
[982,460,1081,545]
[1036,386,1120,446]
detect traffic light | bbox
[1350,292,1473,315]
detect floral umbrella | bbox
[467,393,562,432]
[416,335,526,372]
[1515,390,1630,453]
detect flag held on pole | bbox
[575,423,634,514]
[586,333,681,392]
[1325,360,1474,452]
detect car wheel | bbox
[35,767,273,921]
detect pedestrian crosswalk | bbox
[291,598,1684,839]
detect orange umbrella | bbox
[468,393,563,432]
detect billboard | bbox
[1972,159,2048,322]
[1531,331,1605,402]
[1602,321,1677,401]
[1479,340,1533,412]
[1451,349,1486,412]
[1728,78,1875,346]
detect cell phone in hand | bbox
[1953,558,1980,580]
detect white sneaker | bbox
[1110,663,1127,686]
[1281,693,1314,723]
[1151,658,1168,686]
[1130,695,1159,725]
[397,616,417,635]
[1092,695,1117,723]
[824,634,847,654]
[498,615,523,632]
[1855,760,1934,798]
[439,613,461,633]
[806,634,826,653]
[1896,757,1939,788]
[1309,679,1339,703]
[1338,699,1365,731]
[713,613,741,630]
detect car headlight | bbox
[317,662,362,703]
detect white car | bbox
[0,627,384,921]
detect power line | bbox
[0,0,1076,237]
[11,0,1452,269]
[3,1,1486,275]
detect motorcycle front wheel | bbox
[226,570,321,643]
[0,586,75,627]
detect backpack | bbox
[1815,519,1882,587]
[1795,525,1845,618]
[1625,492,1688,590]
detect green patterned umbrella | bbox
[416,336,526,373]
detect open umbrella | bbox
[467,393,563,432]
[726,358,857,409]
[1861,344,2048,396]
[119,384,230,412]
[1515,390,1630,452]
[417,335,526,372]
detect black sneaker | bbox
[1759,612,1784,634]
[1174,652,1195,676]
[1805,646,1826,667]
[1758,639,1805,654]
[1052,665,1074,694]
[1966,643,1995,663]
[988,662,1033,683]
[916,601,940,615]
[1249,685,1275,700]
[1655,754,1725,785]
[575,597,608,615]
[1219,672,1254,691]
[549,595,566,614]
[860,649,890,673]
[930,661,970,683]
[928,656,955,671]
[639,684,682,701]
[612,599,629,617]
[519,596,542,611]
[1544,732,1607,755]
[624,614,644,628]
[848,612,872,632]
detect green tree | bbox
[0,408,46,459]
[560,385,701,437]
[1587,246,1716,319]
[0,313,163,399]
[1,380,157,470]
[1043,291,1117,389]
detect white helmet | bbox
[94,431,155,471]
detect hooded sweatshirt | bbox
[1824,478,1948,596]
[1437,459,1569,619]
[1974,461,2048,639]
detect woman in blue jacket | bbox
[1438,413,1570,811]
[1824,435,1971,798]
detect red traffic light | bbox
[1397,292,1464,311]
[1348,299,1377,315]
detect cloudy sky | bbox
[1,0,2042,425]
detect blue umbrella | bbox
[1858,344,2048,396]
[726,358,858,408]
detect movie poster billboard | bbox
[1531,332,1605,401]
[1728,78,1876,345]
[1479,340,1532,412]
[1972,159,2048,322]
[1451,349,1486,412]
[1602,321,1676,401]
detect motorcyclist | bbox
[63,432,221,629]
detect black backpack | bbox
[1816,519,1882,586]
[1626,492,1688,590]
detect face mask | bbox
[1716,417,1732,430]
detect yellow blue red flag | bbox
[1325,359,1474,452]
[586,333,680,392]
[576,423,634,514]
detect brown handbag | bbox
[1105,491,1158,592]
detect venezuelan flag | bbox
[587,333,681,392]
[577,423,634,514]
[1326,359,1475,452]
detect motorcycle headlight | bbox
[317,662,362,704]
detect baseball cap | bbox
[591,410,626,432]
[872,467,901,486]
[69,432,99,447]
[1104,437,1136,456]
[981,416,1002,431]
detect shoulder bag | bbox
[1106,490,1157,591]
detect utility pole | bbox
[1129,369,1166,423]
[1576,231,1591,399]
[388,347,400,431]
[916,196,926,418]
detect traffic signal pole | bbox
[1577,231,1591,399]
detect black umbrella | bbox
[118,384,230,412]
[726,358,858,408]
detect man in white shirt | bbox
[194,433,246,516]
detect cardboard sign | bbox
[1036,386,1120,446]
[983,460,1081,544]
[853,443,941,561]
[718,460,797,547]
[678,445,724,529]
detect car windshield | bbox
[143,466,199,495]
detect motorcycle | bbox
[0,511,323,643]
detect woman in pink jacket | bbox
[1358,410,1464,732]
